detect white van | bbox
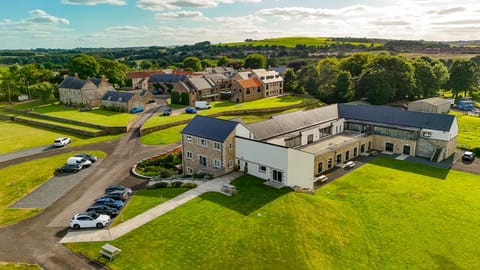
[67,157,92,168]
[194,101,211,109]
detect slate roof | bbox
[187,77,215,91]
[182,115,239,142]
[101,91,135,103]
[409,97,450,106]
[148,74,187,83]
[237,78,261,89]
[58,76,88,90]
[248,104,339,140]
[338,104,455,131]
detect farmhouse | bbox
[148,74,187,94]
[126,70,165,90]
[408,97,451,114]
[58,75,115,107]
[101,91,147,112]
[181,104,457,189]
[174,76,219,106]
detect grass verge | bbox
[66,157,480,269]
[0,262,41,270]
[450,111,480,150]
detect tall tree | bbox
[217,56,230,66]
[244,53,267,69]
[182,57,202,71]
[67,54,100,78]
[29,82,56,102]
[295,65,319,96]
[0,67,22,103]
[357,69,396,104]
[432,61,450,90]
[283,68,301,93]
[413,59,437,99]
[449,60,478,98]
[316,58,340,98]
[335,71,354,102]
[98,58,128,86]
[339,53,371,77]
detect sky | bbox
[0,0,479,49]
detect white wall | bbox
[287,149,314,189]
[235,123,253,139]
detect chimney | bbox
[74,73,79,79]
[63,74,68,79]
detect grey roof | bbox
[101,91,135,103]
[186,77,215,91]
[205,73,228,81]
[182,115,239,142]
[338,104,455,131]
[58,76,88,90]
[248,104,339,140]
[148,74,187,83]
[409,97,450,106]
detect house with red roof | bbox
[126,70,164,90]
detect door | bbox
[403,145,411,155]
[307,134,314,144]
[272,170,283,183]
[385,142,394,152]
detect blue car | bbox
[129,106,144,114]
[93,197,124,209]
[185,107,197,114]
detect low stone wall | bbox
[14,117,104,137]
[0,114,13,121]
[139,100,320,136]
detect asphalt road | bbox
[0,100,179,269]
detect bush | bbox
[181,182,197,188]
[172,181,183,187]
[152,182,170,189]
[159,168,172,178]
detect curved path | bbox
[0,101,179,269]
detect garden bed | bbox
[134,148,182,178]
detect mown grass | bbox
[111,188,190,227]
[67,157,480,269]
[143,95,316,128]
[0,262,41,270]
[0,151,106,227]
[7,100,136,126]
[0,121,121,155]
[450,111,480,150]
[225,37,382,48]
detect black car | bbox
[92,198,124,209]
[163,107,172,116]
[105,185,133,196]
[74,153,97,163]
[58,163,83,173]
[86,205,119,217]
[96,190,129,201]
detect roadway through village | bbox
[0,101,177,269]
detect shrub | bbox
[159,168,172,178]
[172,181,183,188]
[181,182,197,188]
[152,182,170,188]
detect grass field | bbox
[7,100,136,126]
[0,151,106,227]
[0,121,121,155]
[224,37,382,48]
[143,95,316,129]
[450,111,480,150]
[0,262,41,270]
[67,157,480,269]
[111,188,190,227]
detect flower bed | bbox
[135,148,182,178]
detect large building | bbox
[231,69,283,103]
[58,75,115,107]
[181,104,458,189]
[408,97,451,114]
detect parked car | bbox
[163,107,172,116]
[194,101,211,109]
[57,163,83,173]
[315,175,329,183]
[129,106,144,114]
[93,197,124,209]
[105,185,133,196]
[185,107,197,114]
[53,137,71,147]
[462,151,475,161]
[344,161,356,169]
[74,153,98,163]
[70,212,111,229]
[86,205,119,217]
[67,157,92,168]
[96,190,129,202]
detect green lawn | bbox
[0,262,41,270]
[450,111,480,150]
[0,151,106,227]
[111,188,190,227]
[7,100,136,126]
[225,37,382,48]
[0,121,121,155]
[66,157,480,269]
[143,95,316,129]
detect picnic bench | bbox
[221,184,237,195]
[99,244,122,261]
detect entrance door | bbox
[385,142,394,152]
[272,170,283,183]
[403,145,411,155]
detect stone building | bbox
[58,75,115,107]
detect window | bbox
[186,135,192,143]
[285,136,301,148]
[186,151,193,160]
[229,143,232,150]
[317,162,323,173]
[307,134,314,144]
[354,147,358,157]
[214,159,222,169]
[345,151,350,161]
[229,160,233,168]
[199,155,207,167]
[385,142,394,152]
[422,131,432,138]
[272,170,283,183]
[336,154,342,164]
[360,144,365,153]
[257,87,261,92]
[214,142,221,150]
[246,89,250,95]
[319,127,332,138]
[327,158,332,169]
[198,138,207,147]
[186,167,193,174]
[259,165,266,173]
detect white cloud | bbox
[155,11,205,19]
[137,0,261,11]
[27,10,70,25]
[61,0,126,5]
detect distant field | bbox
[224,37,382,48]
[398,52,478,60]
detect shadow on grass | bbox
[371,157,449,180]
[201,175,290,216]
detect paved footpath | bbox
[60,172,242,243]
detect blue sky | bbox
[0,0,478,49]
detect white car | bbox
[53,137,71,147]
[67,157,92,168]
[344,161,356,169]
[70,212,111,229]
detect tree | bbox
[283,68,301,93]
[67,54,100,79]
[335,71,354,102]
[357,69,396,104]
[217,56,230,66]
[29,82,56,102]
[339,53,371,77]
[140,60,153,70]
[182,57,203,71]
[244,53,267,69]
[295,65,319,96]
[98,58,128,87]
[0,67,22,103]
[316,58,340,99]
[413,59,437,99]
[432,61,450,90]
[449,60,478,98]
